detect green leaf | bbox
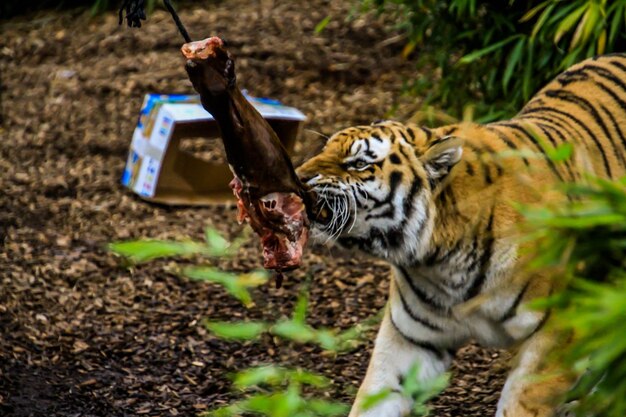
[315,329,340,351]
[109,239,206,263]
[503,37,525,92]
[205,227,230,255]
[547,143,574,162]
[205,321,267,341]
[458,35,521,64]
[233,366,285,388]
[315,16,332,34]
[554,4,588,44]
[204,401,245,417]
[306,399,350,416]
[288,369,331,388]
[522,39,534,101]
[184,267,268,307]
[608,3,624,44]
[293,292,309,323]
[232,366,330,389]
[520,0,552,23]
[569,3,598,51]
[360,388,393,411]
[271,320,317,343]
[530,3,556,39]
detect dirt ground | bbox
[0,1,510,416]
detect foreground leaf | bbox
[184,267,268,307]
[109,239,206,263]
[205,321,268,341]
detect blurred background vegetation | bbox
[360,0,626,121]
[5,0,626,121]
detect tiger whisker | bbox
[305,129,330,141]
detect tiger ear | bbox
[420,136,463,183]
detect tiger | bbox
[296,53,626,417]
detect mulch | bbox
[0,1,510,416]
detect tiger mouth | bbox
[308,203,332,226]
[307,190,355,239]
[315,206,332,225]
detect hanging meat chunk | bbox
[182,37,313,274]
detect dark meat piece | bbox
[182,37,313,272]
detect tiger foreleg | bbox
[349,307,451,417]
[496,327,574,417]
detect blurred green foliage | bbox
[205,366,349,417]
[109,228,443,416]
[362,0,626,121]
[361,362,449,416]
[109,227,267,306]
[205,287,382,352]
[520,176,626,417]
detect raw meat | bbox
[182,37,313,274]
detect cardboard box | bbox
[122,94,306,205]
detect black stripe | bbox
[406,127,416,141]
[429,136,452,147]
[371,135,383,143]
[442,126,458,136]
[389,153,402,164]
[421,246,441,267]
[389,311,444,359]
[528,311,551,338]
[517,113,586,146]
[464,235,482,277]
[402,176,422,216]
[465,161,475,176]
[557,69,589,86]
[495,122,566,182]
[533,122,577,181]
[465,142,493,185]
[544,89,619,176]
[498,280,531,323]
[569,63,626,96]
[398,143,412,161]
[438,186,470,224]
[396,287,443,331]
[599,102,626,167]
[421,243,466,290]
[397,266,448,311]
[385,175,424,248]
[369,171,402,213]
[464,210,495,301]
[484,125,530,166]
[420,126,433,141]
[607,59,626,74]
[568,66,626,164]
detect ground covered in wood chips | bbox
[0,1,510,416]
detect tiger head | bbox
[297,120,463,265]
